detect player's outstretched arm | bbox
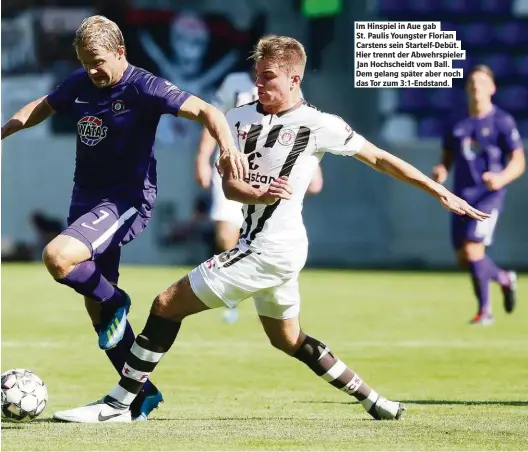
[178,95,248,181]
[1,96,55,140]
[354,140,490,220]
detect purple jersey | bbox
[46,65,191,217]
[443,106,522,202]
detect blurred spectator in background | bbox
[31,211,65,253]
[1,211,63,262]
[161,194,215,259]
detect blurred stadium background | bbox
[2,0,527,270]
[2,3,527,449]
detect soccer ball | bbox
[1,369,48,422]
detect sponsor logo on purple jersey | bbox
[77,116,108,146]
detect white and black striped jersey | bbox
[225,100,365,267]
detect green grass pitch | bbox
[2,263,527,450]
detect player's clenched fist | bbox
[216,149,249,181]
[481,171,505,191]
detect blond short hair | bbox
[468,64,495,83]
[251,35,307,79]
[74,15,125,54]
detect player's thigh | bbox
[253,273,301,320]
[188,244,282,311]
[62,201,148,260]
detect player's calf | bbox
[44,236,132,349]
[44,242,132,350]
[53,315,172,423]
[501,271,517,314]
[293,335,404,420]
[106,314,181,409]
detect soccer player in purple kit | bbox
[432,65,525,325]
[1,15,247,419]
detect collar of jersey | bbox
[257,99,305,117]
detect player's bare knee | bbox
[151,291,177,319]
[42,243,72,279]
[42,235,90,279]
[461,241,485,262]
[268,331,305,356]
[151,276,206,322]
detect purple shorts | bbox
[62,197,149,283]
[451,190,503,249]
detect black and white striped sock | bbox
[107,314,181,406]
[294,335,379,410]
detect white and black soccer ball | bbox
[1,369,48,422]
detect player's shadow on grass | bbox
[297,400,527,407]
[401,400,528,406]
[147,416,300,422]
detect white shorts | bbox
[188,242,301,319]
[210,171,244,226]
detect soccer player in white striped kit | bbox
[195,68,323,323]
[54,36,489,423]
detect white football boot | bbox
[368,396,405,420]
[53,399,131,423]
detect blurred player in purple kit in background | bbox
[1,15,247,420]
[432,65,525,325]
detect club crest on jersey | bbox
[111,100,125,115]
[77,116,108,146]
[278,128,296,146]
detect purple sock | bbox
[57,261,125,308]
[94,322,153,394]
[482,256,510,287]
[469,258,492,315]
